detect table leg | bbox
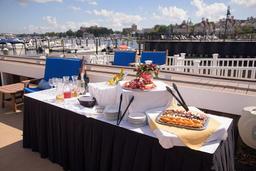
[11,93,17,112]
[1,93,4,108]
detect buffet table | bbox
[23,89,235,171]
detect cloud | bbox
[70,6,81,11]
[25,16,98,33]
[231,0,256,7]
[153,6,188,24]
[78,0,97,5]
[93,9,143,30]
[43,16,58,27]
[18,0,62,5]
[191,0,227,21]
[84,10,92,14]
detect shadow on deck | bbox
[0,103,62,171]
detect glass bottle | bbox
[79,72,86,95]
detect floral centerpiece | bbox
[134,63,160,79]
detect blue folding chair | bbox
[112,51,136,66]
[24,57,82,93]
[140,51,167,65]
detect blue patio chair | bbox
[112,51,136,66]
[24,57,82,93]
[140,51,167,65]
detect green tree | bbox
[153,25,168,34]
[45,32,57,37]
[66,29,75,37]
[240,25,254,34]
[76,30,84,37]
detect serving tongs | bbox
[117,94,134,126]
[166,83,189,112]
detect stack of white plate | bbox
[103,105,119,121]
[127,113,147,127]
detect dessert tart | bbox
[157,108,208,129]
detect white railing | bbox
[162,53,256,80]
[84,53,256,80]
[87,54,114,65]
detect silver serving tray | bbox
[155,111,209,131]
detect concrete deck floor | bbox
[0,103,62,171]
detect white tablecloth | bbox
[88,82,119,106]
[25,88,232,154]
[118,80,172,116]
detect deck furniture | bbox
[23,89,235,171]
[24,57,82,93]
[112,51,136,66]
[140,51,167,65]
[0,83,24,112]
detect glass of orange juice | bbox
[56,82,64,102]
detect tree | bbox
[76,30,84,37]
[66,29,75,37]
[153,25,168,34]
[240,25,254,34]
[45,32,57,37]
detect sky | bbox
[0,0,255,34]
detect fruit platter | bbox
[122,72,156,91]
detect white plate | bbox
[104,105,119,114]
[127,113,147,125]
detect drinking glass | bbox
[48,78,54,88]
[57,78,63,84]
[71,75,78,83]
[52,77,58,88]
[71,77,79,97]
[123,72,129,81]
[63,79,72,99]
[55,82,64,102]
[63,76,70,83]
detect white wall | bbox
[179,86,256,115]
[0,61,45,79]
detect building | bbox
[194,18,215,35]
[172,20,193,34]
[131,24,137,32]
[122,24,138,35]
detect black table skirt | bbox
[23,96,235,171]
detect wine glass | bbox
[57,78,63,84]
[123,72,129,81]
[63,76,70,83]
[52,77,58,88]
[71,75,78,83]
[48,78,54,88]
